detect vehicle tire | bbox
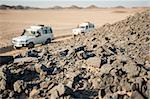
[14,46,21,50]
[45,38,51,44]
[28,42,34,49]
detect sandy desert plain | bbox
[0,6,150,98]
[0,7,147,55]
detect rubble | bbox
[0,10,150,98]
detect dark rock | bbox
[74,45,86,52]
[77,50,95,59]
[0,56,14,65]
[26,49,39,57]
[100,56,108,67]
[58,49,69,57]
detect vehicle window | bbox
[37,31,41,36]
[89,25,91,28]
[92,25,94,28]
[50,28,52,33]
[86,26,88,29]
[23,30,35,36]
[31,31,35,35]
[79,26,85,29]
[44,30,48,34]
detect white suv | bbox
[72,22,95,35]
[12,25,54,49]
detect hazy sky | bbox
[0,0,150,8]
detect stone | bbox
[34,64,47,74]
[0,56,14,65]
[86,57,101,68]
[0,79,6,91]
[74,45,86,52]
[77,51,95,60]
[0,67,6,80]
[100,56,108,67]
[123,61,141,77]
[29,88,40,98]
[26,49,39,57]
[99,64,113,75]
[39,71,47,80]
[48,83,65,98]
[14,57,38,63]
[13,80,26,93]
[131,91,145,99]
[9,91,14,97]
[58,49,69,57]
[144,61,150,70]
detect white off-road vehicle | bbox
[12,25,54,49]
[72,22,95,35]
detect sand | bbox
[0,8,145,48]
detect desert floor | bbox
[0,8,145,48]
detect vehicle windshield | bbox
[79,26,86,29]
[22,30,36,36]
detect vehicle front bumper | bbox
[12,41,27,47]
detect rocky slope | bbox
[0,10,150,99]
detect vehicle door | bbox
[89,24,94,31]
[34,30,43,44]
[43,27,53,42]
[85,25,89,32]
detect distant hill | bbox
[66,5,83,9]
[49,6,64,9]
[86,5,99,9]
[113,6,125,8]
[0,4,134,10]
[0,5,39,10]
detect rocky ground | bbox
[0,10,150,99]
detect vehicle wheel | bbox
[14,46,21,49]
[28,42,34,49]
[45,38,51,44]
